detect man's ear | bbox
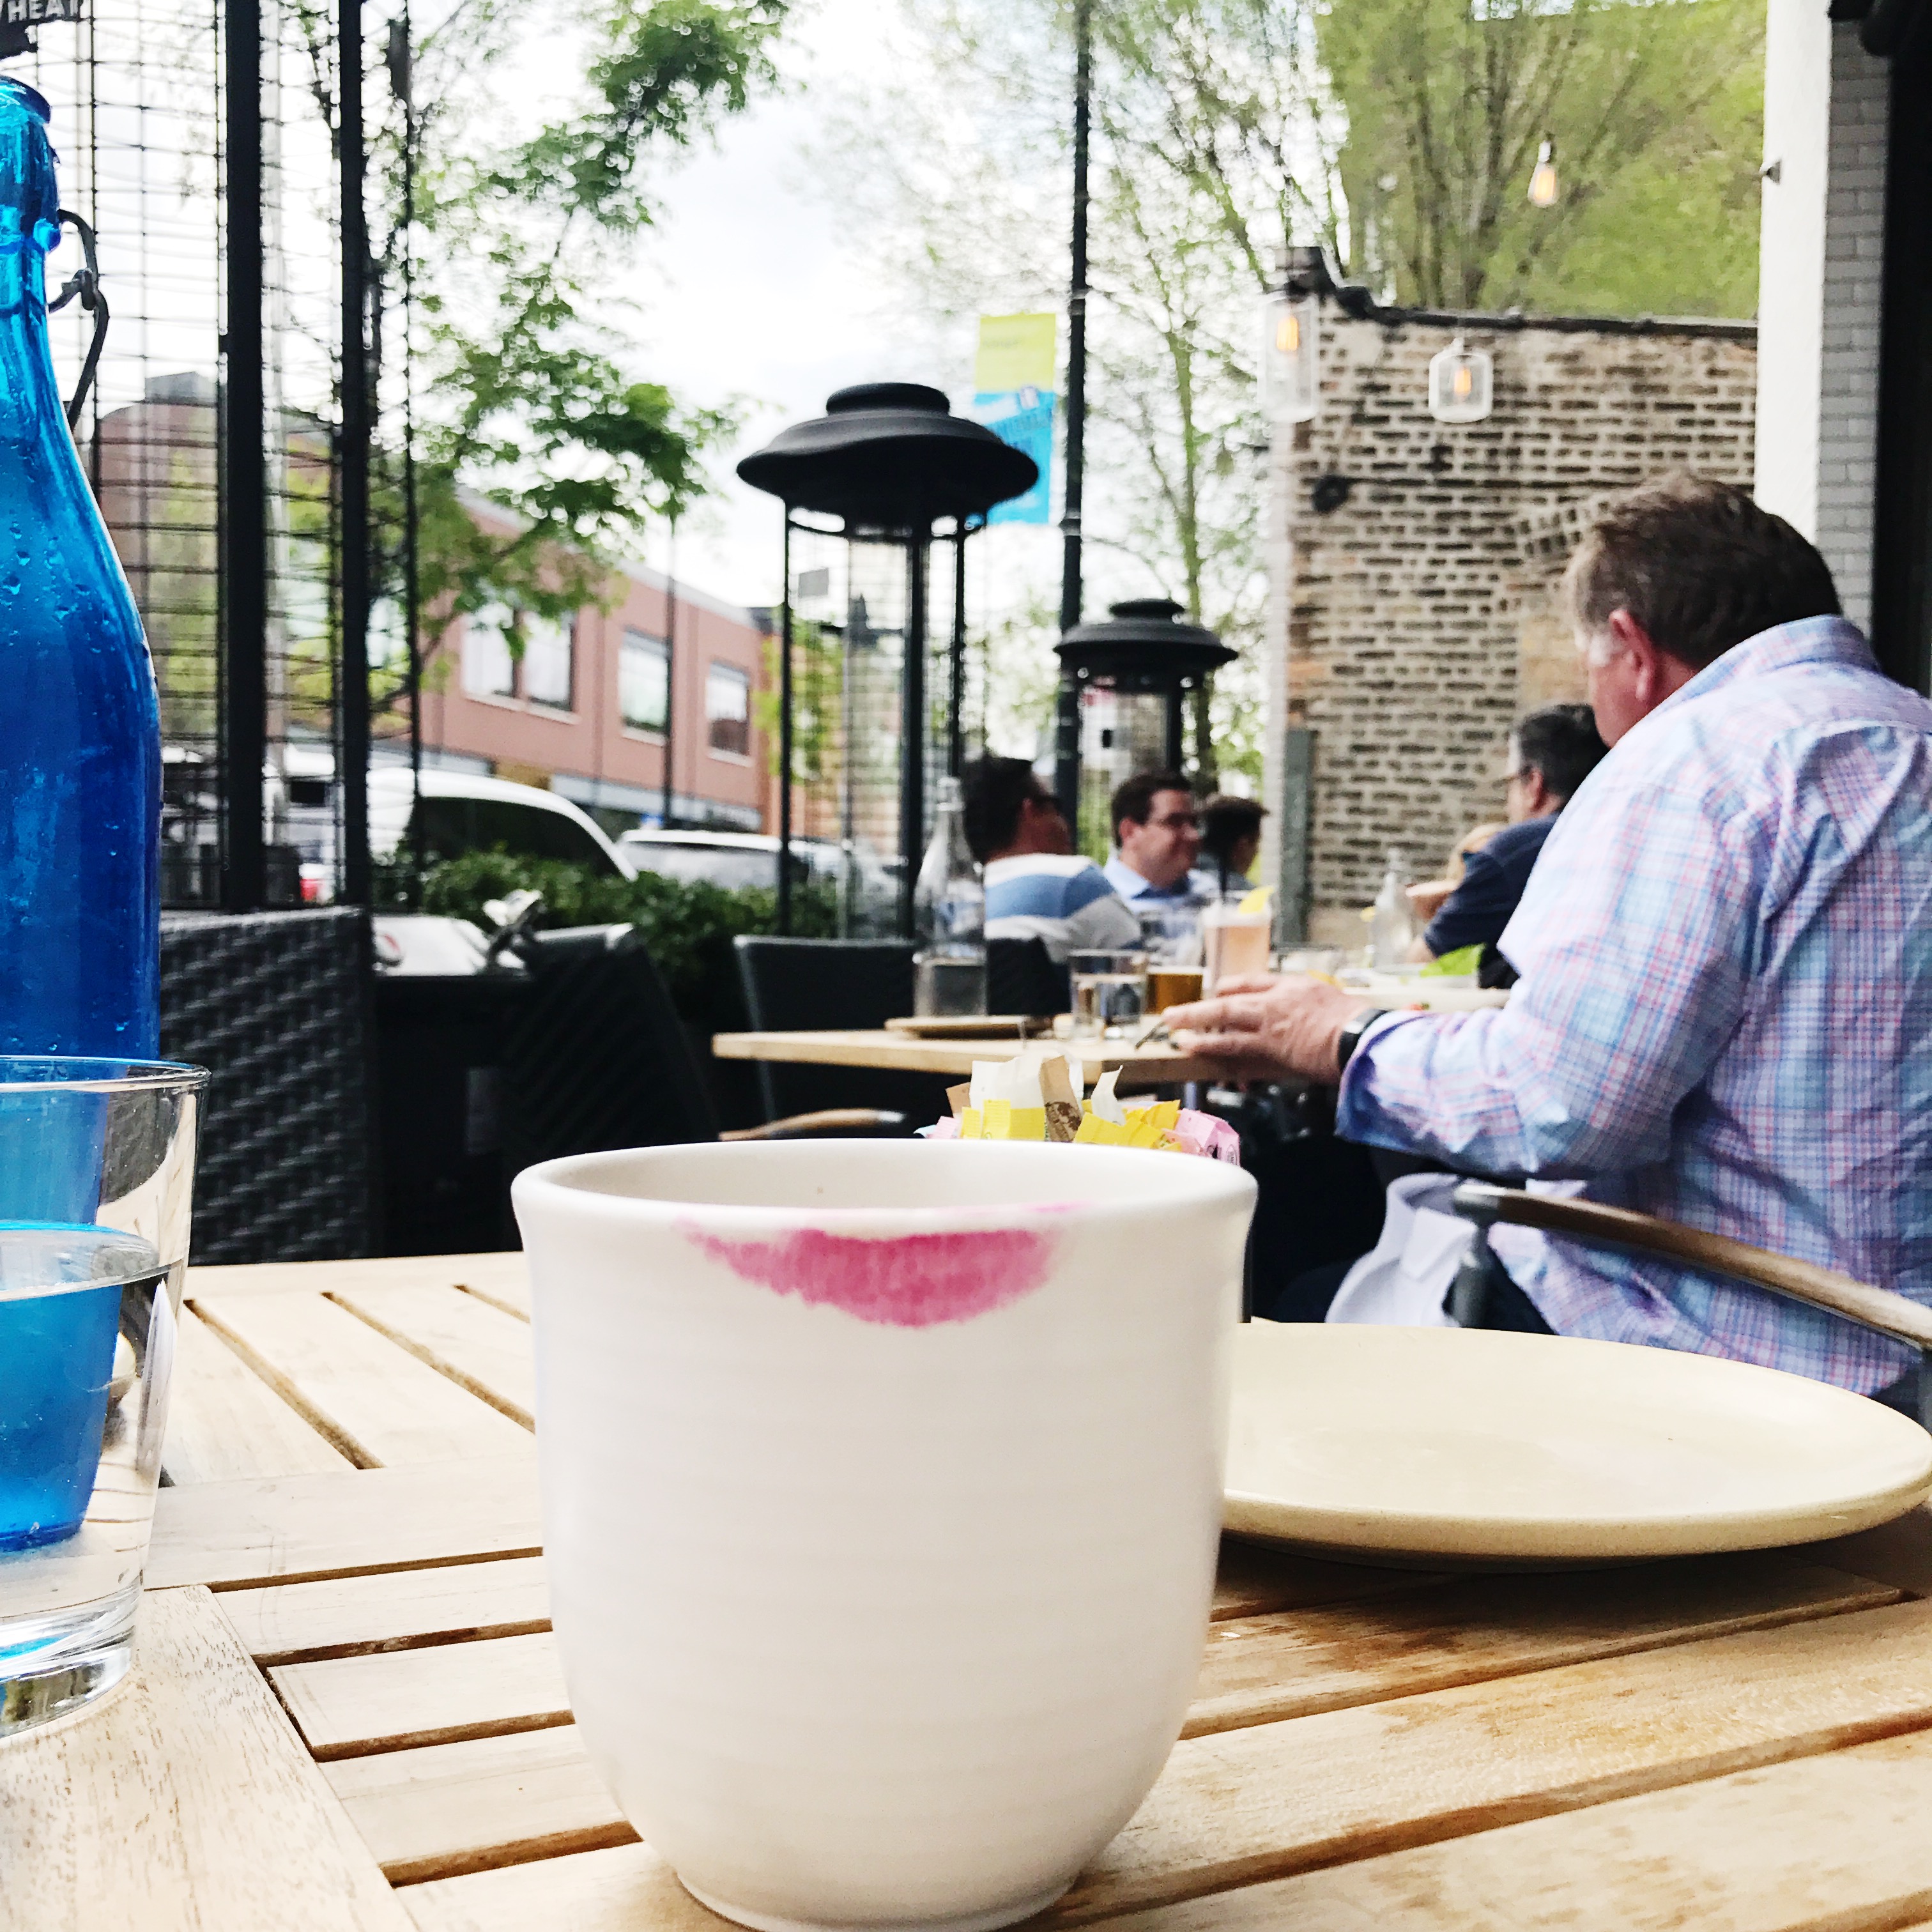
[1605,608,1664,701]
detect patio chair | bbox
[503,925,903,1171]
[1449,1182,1932,1429]
[732,936,948,1133]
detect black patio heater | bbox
[1055,599,1236,848]
[738,383,1038,935]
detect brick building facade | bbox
[1262,312,1758,944]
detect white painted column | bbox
[1754,0,1890,628]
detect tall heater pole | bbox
[1052,0,1091,831]
[777,516,794,935]
[339,0,373,905]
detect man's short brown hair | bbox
[1563,473,1841,670]
[1110,770,1193,845]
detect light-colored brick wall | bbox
[1269,315,1756,935]
[1814,21,1890,631]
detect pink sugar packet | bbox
[1176,1108,1242,1163]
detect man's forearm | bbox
[1340,1006,1582,1176]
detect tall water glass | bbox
[0,1058,206,1736]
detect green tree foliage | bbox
[1321,0,1765,316]
[351,0,788,633]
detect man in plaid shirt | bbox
[1170,476,1932,1400]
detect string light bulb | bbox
[1261,291,1320,423]
[1428,335,1494,424]
[1527,139,1558,209]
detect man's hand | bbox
[1164,974,1378,1087]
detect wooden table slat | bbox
[273,1631,572,1759]
[398,1843,710,1932]
[1188,1553,1898,1738]
[162,1303,357,1487]
[149,1457,544,1591]
[1104,1728,1932,1932]
[324,1728,635,1886]
[1047,1596,1932,1926]
[0,1587,415,1932]
[325,1285,539,1429]
[189,1291,533,1469]
[222,1556,551,1666]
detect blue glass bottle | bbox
[0,78,159,1064]
[0,80,160,1550]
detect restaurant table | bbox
[711,1028,1223,1089]
[12,1249,1932,1932]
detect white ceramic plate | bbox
[1225,1323,1932,1565]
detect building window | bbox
[522,612,575,710]
[706,661,751,758]
[620,629,670,732]
[461,605,516,699]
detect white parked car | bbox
[617,828,890,904]
[369,768,634,878]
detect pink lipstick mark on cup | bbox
[681,1224,1058,1328]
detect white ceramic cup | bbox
[512,1138,1255,1932]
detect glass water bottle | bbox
[912,776,986,1016]
[0,78,160,1068]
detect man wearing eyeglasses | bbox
[1103,771,1203,906]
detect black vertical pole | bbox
[397,10,422,898]
[221,0,267,912]
[777,515,794,935]
[1053,0,1091,833]
[340,0,372,906]
[1165,685,1186,772]
[899,532,927,937]
[663,522,678,827]
[948,523,967,776]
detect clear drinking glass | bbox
[0,1057,207,1736]
[1068,950,1149,1039]
[1200,893,1273,994]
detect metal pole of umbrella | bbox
[1053,0,1091,832]
[339,0,373,907]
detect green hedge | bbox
[413,850,837,1037]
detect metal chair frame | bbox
[1450,1182,1932,1430]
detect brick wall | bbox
[1269,314,1756,939]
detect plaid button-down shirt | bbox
[1339,616,1932,1392]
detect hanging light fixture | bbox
[1527,139,1558,208]
[1261,291,1320,424]
[1428,335,1494,424]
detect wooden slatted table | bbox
[711,1028,1222,1087]
[10,1249,1932,1931]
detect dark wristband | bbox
[1335,1008,1389,1080]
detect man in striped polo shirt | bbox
[962,757,1142,965]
